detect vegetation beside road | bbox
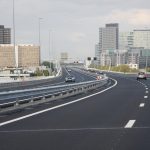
[31,61,55,76]
[90,64,138,73]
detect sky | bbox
[0,0,150,61]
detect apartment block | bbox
[18,45,40,67]
[0,44,40,68]
[0,45,15,68]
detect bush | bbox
[43,70,49,76]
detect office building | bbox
[18,45,40,67]
[99,23,119,53]
[60,52,68,63]
[0,44,40,68]
[0,45,15,68]
[133,29,150,49]
[0,25,11,44]
[97,23,119,65]
[119,32,133,50]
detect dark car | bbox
[65,75,76,82]
[137,72,147,80]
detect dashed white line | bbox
[144,96,148,99]
[125,120,136,128]
[139,103,145,108]
[146,91,149,94]
[146,88,148,90]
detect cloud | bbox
[70,32,86,42]
[1,0,150,60]
[107,9,150,25]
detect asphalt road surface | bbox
[0,72,149,150]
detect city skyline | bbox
[1,0,150,60]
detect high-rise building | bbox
[0,25,11,44]
[97,23,119,65]
[99,23,119,53]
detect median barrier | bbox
[0,77,109,114]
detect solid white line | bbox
[139,103,145,108]
[144,96,148,99]
[0,127,124,133]
[125,120,136,128]
[0,79,117,127]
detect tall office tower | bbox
[99,23,119,53]
[98,23,119,65]
[0,25,11,44]
[133,29,150,49]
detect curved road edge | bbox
[0,78,117,127]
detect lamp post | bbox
[13,0,19,77]
[39,18,43,65]
[49,30,52,75]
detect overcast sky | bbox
[1,0,150,61]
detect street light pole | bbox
[39,18,43,65]
[13,0,17,68]
[49,30,52,74]
[13,0,19,78]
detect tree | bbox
[42,61,54,71]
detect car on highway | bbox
[65,75,76,82]
[67,69,71,72]
[137,72,147,80]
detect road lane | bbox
[0,73,148,150]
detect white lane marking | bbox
[139,103,145,108]
[146,88,148,90]
[0,127,125,133]
[125,120,136,128]
[144,96,148,99]
[0,79,117,127]
[146,91,149,94]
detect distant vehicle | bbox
[65,75,75,82]
[68,69,71,72]
[96,71,104,75]
[137,72,147,80]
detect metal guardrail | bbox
[0,77,108,114]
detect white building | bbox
[119,32,133,50]
[133,29,150,49]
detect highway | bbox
[0,66,91,92]
[0,67,96,104]
[0,70,150,149]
